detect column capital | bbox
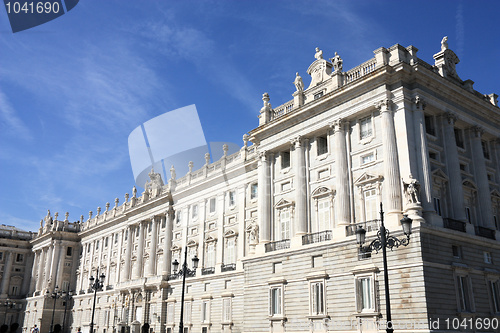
[375,99,392,112]
[444,111,458,125]
[258,150,268,161]
[290,135,302,147]
[329,118,345,132]
[412,95,426,110]
[471,125,485,138]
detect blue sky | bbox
[1,1,499,231]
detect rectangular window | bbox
[454,128,464,148]
[105,237,109,247]
[317,136,328,155]
[201,300,210,323]
[222,298,232,322]
[482,140,490,159]
[356,276,374,312]
[278,211,290,240]
[433,197,442,216]
[424,115,436,136]
[457,275,472,312]
[489,280,500,313]
[364,189,377,221]
[66,247,73,257]
[192,205,198,219]
[281,151,290,169]
[361,153,374,164]
[0,252,3,260]
[317,200,330,231]
[209,198,216,213]
[206,243,216,268]
[96,240,99,250]
[228,191,235,206]
[452,245,462,259]
[360,116,373,139]
[62,281,70,291]
[312,255,323,268]
[269,286,283,316]
[167,303,175,323]
[183,301,191,323]
[15,253,24,263]
[225,238,235,264]
[314,91,324,100]
[310,281,325,315]
[273,262,282,274]
[465,207,472,224]
[11,286,19,295]
[250,183,258,199]
[484,251,493,264]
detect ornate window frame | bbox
[274,199,294,241]
[311,187,335,232]
[354,173,383,223]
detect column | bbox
[162,209,174,275]
[412,97,433,214]
[133,222,145,279]
[123,226,133,280]
[377,100,402,216]
[237,185,246,264]
[29,251,39,294]
[0,252,13,296]
[43,243,53,290]
[442,112,466,221]
[106,236,112,285]
[148,216,158,276]
[470,126,495,228]
[292,136,307,235]
[78,246,85,292]
[55,243,66,289]
[258,151,271,242]
[36,248,46,291]
[116,229,124,283]
[333,119,350,225]
[22,252,34,295]
[49,241,61,290]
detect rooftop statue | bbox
[330,52,343,72]
[145,167,164,195]
[314,47,323,60]
[294,72,304,92]
[441,36,448,51]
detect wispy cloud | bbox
[0,89,33,141]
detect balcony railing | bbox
[346,220,379,237]
[302,230,332,245]
[475,226,496,240]
[221,263,236,272]
[265,239,290,252]
[443,218,467,233]
[202,267,215,275]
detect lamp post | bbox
[61,290,73,333]
[89,269,105,333]
[47,286,62,333]
[171,247,199,333]
[3,299,15,326]
[355,203,413,333]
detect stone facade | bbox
[3,39,500,333]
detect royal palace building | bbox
[2,39,499,333]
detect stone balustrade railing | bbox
[343,58,377,84]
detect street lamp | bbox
[3,299,15,326]
[171,247,199,333]
[355,203,413,333]
[47,286,62,333]
[89,269,105,333]
[61,290,73,333]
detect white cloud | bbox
[0,89,33,141]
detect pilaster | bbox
[0,252,13,297]
[162,207,174,275]
[258,151,271,243]
[442,112,466,221]
[470,126,494,229]
[148,216,159,276]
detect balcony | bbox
[221,263,236,272]
[202,267,215,275]
[265,239,290,252]
[346,220,379,237]
[443,218,467,233]
[475,226,496,240]
[302,230,332,245]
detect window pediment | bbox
[187,239,198,247]
[311,186,334,198]
[354,173,383,187]
[432,168,448,182]
[205,235,217,243]
[462,178,477,190]
[224,229,237,238]
[275,198,294,209]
